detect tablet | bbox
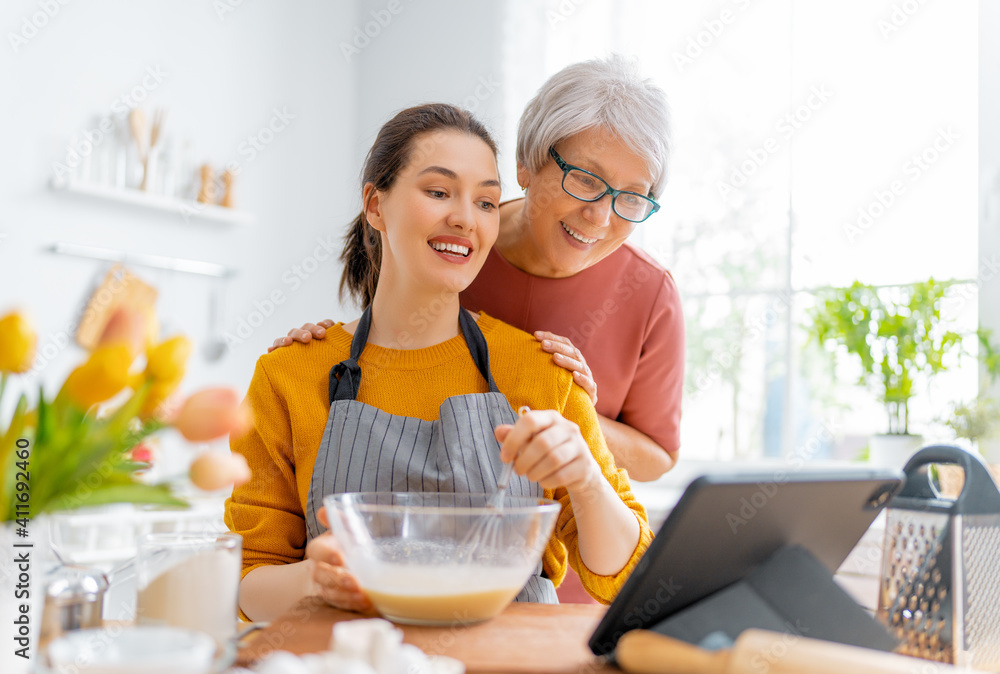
[588,468,904,655]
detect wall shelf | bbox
[50,180,254,226]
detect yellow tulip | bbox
[139,377,183,421]
[144,336,191,383]
[62,345,133,409]
[0,311,37,374]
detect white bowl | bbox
[46,626,217,674]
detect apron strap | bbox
[329,306,499,403]
[328,307,373,402]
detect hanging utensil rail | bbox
[49,241,235,278]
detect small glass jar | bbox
[39,565,110,653]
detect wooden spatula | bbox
[616,628,964,674]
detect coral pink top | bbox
[461,240,685,456]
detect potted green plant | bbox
[805,278,964,467]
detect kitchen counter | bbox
[236,598,616,673]
[233,599,1000,673]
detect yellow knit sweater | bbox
[225,313,653,607]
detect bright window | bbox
[503,0,979,460]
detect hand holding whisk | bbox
[488,405,530,507]
[458,406,531,559]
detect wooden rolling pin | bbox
[616,629,962,674]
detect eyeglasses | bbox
[548,146,660,223]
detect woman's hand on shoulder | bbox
[533,331,597,406]
[267,319,335,353]
[494,410,602,495]
[305,507,373,613]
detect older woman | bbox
[272,56,683,483]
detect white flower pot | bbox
[978,436,1000,464]
[869,433,924,469]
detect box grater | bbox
[877,445,1000,669]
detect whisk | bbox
[457,406,531,559]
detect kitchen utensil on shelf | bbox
[140,107,167,191]
[128,108,147,154]
[876,444,1000,668]
[113,114,129,188]
[324,491,559,626]
[75,264,157,350]
[457,405,531,561]
[202,278,227,361]
[615,628,965,674]
[220,169,235,208]
[197,163,217,204]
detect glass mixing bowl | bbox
[323,492,561,626]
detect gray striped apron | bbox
[305,307,558,604]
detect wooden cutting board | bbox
[236,598,616,673]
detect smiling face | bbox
[514,126,654,278]
[366,130,502,297]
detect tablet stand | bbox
[648,544,898,652]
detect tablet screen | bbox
[588,468,903,655]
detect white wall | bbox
[981,0,1000,398]
[0,4,514,666]
[354,0,509,204]
[1,3,364,670]
[0,0,515,406]
[0,0,359,407]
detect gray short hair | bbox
[516,55,671,198]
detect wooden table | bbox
[236,598,617,673]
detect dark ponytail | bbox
[339,212,382,309]
[339,103,498,308]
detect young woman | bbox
[272,56,682,484]
[225,103,652,622]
